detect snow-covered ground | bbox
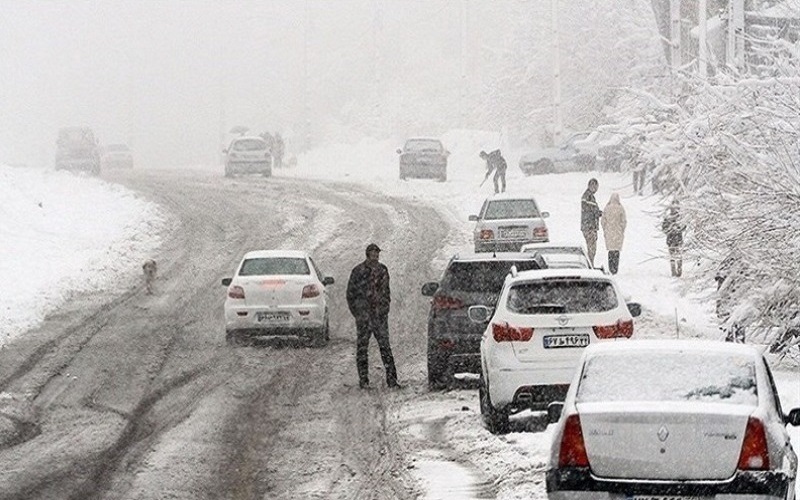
[1,131,798,498]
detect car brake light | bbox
[432,296,465,311]
[492,322,533,342]
[558,414,590,467]
[593,319,634,339]
[302,284,320,298]
[228,286,245,299]
[737,417,770,470]
[533,226,548,238]
[479,229,494,241]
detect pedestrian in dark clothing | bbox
[273,132,285,169]
[661,199,685,277]
[580,178,603,267]
[479,150,507,193]
[346,243,400,389]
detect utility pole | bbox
[372,0,383,136]
[551,0,563,145]
[698,0,707,80]
[726,0,745,72]
[460,0,468,128]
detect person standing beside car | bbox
[479,150,507,194]
[581,178,603,268]
[600,193,626,274]
[346,243,401,390]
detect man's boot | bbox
[676,260,682,277]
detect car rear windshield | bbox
[232,139,268,152]
[239,257,310,276]
[506,279,618,314]
[577,352,758,406]
[441,260,539,293]
[404,140,442,152]
[484,199,540,220]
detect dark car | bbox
[421,252,541,389]
[397,137,449,181]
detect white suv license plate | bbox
[543,334,590,349]
[256,311,290,323]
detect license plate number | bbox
[626,496,703,500]
[256,311,290,322]
[543,334,590,349]
[499,228,527,239]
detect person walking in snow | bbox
[661,199,685,277]
[631,135,648,195]
[580,178,603,268]
[479,149,507,194]
[346,243,401,390]
[600,193,626,274]
[273,132,285,169]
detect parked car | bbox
[470,194,550,253]
[223,136,272,178]
[55,127,100,175]
[397,137,449,181]
[221,250,334,347]
[100,144,134,169]
[421,252,542,390]
[520,242,592,269]
[518,131,596,176]
[546,339,800,499]
[470,268,641,434]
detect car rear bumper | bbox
[56,160,99,171]
[226,326,322,342]
[225,307,324,331]
[227,161,271,173]
[400,163,446,178]
[546,467,792,499]
[487,363,576,409]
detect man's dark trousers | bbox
[356,313,397,386]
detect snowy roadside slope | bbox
[0,165,165,344]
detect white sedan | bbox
[222,250,334,346]
[546,339,800,500]
[470,268,641,434]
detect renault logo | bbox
[556,315,570,326]
[657,425,670,442]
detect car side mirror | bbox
[421,282,439,296]
[322,276,335,286]
[541,211,550,218]
[627,302,642,317]
[786,408,800,426]
[468,215,478,222]
[547,402,564,424]
[467,305,493,323]
[396,148,402,154]
[221,278,232,286]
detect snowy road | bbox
[0,168,453,499]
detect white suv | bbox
[470,268,641,433]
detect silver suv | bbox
[470,194,550,253]
[223,136,272,178]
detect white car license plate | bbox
[256,311,290,323]
[543,334,590,349]
[499,228,528,239]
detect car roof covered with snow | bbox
[583,338,761,358]
[241,249,310,260]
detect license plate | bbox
[256,311,290,322]
[625,496,703,500]
[499,228,528,239]
[543,334,590,349]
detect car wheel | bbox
[479,376,509,434]
[226,330,244,347]
[311,319,329,348]
[427,353,448,390]
[262,169,272,178]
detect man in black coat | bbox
[580,178,603,267]
[661,199,685,277]
[346,243,400,389]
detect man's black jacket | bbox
[346,261,391,319]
